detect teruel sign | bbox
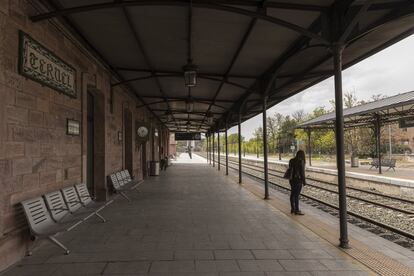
[18,31,77,98]
[399,116,414,128]
[175,132,201,141]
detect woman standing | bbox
[288,150,307,215]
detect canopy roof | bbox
[31,1,414,132]
[298,90,414,129]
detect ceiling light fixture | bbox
[165,111,173,122]
[207,111,214,124]
[183,59,198,87]
[186,98,194,113]
[186,121,191,132]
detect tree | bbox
[295,106,336,155]
[279,115,297,153]
[343,91,360,157]
[292,109,305,123]
[227,133,244,155]
[266,116,278,154]
[253,127,263,157]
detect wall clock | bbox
[137,126,149,138]
[135,122,150,143]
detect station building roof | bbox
[298,90,414,129]
[30,1,414,132]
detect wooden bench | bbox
[369,158,396,171]
[21,184,112,256]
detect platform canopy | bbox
[30,1,414,133]
[297,90,414,129]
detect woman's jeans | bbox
[290,180,303,212]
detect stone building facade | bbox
[0,1,169,271]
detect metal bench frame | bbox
[110,170,142,201]
[44,191,88,225]
[369,158,396,171]
[21,197,73,255]
[75,183,113,210]
[22,184,113,256]
[61,186,107,222]
[119,170,141,190]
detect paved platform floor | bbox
[2,160,374,275]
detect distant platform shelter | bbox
[297,90,414,173]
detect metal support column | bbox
[206,134,209,163]
[388,124,392,159]
[218,131,221,171]
[307,129,312,167]
[333,44,349,249]
[278,132,282,161]
[225,125,229,175]
[375,115,382,174]
[212,132,215,167]
[210,134,212,164]
[262,96,269,200]
[238,112,242,184]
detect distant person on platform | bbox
[288,150,307,215]
[188,146,192,159]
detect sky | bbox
[227,34,414,139]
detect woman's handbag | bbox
[283,166,292,180]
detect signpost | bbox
[175,132,201,141]
[18,31,77,98]
[399,116,414,128]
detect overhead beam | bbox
[31,1,327,22]
[42,0,167,127]
[32,0,408,22]
[199,12,258,131]
[339,0,375,44]
[224,17,322,123]
[140,95,236,103]
[152,109,224,115]
[112,73,249,90]
[346,0,414,44]
[116,67,258,79]
[139,100,228,110]
[122,6,176,123]
[116,67,332,80]
[30,1,328,44]
[265,1,414,104]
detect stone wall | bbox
[0,1,167,271]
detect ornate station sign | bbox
[18,31,77,98]
[175,132,201,141]
[399,116,414,128]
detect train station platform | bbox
[2,155,414,275]
[233,154,414,180]
[227,154,414,192]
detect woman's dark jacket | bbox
[288,158,307,186]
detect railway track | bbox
[198,153,414,247]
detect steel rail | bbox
[222,158,414,215]
[223,155,414,205]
